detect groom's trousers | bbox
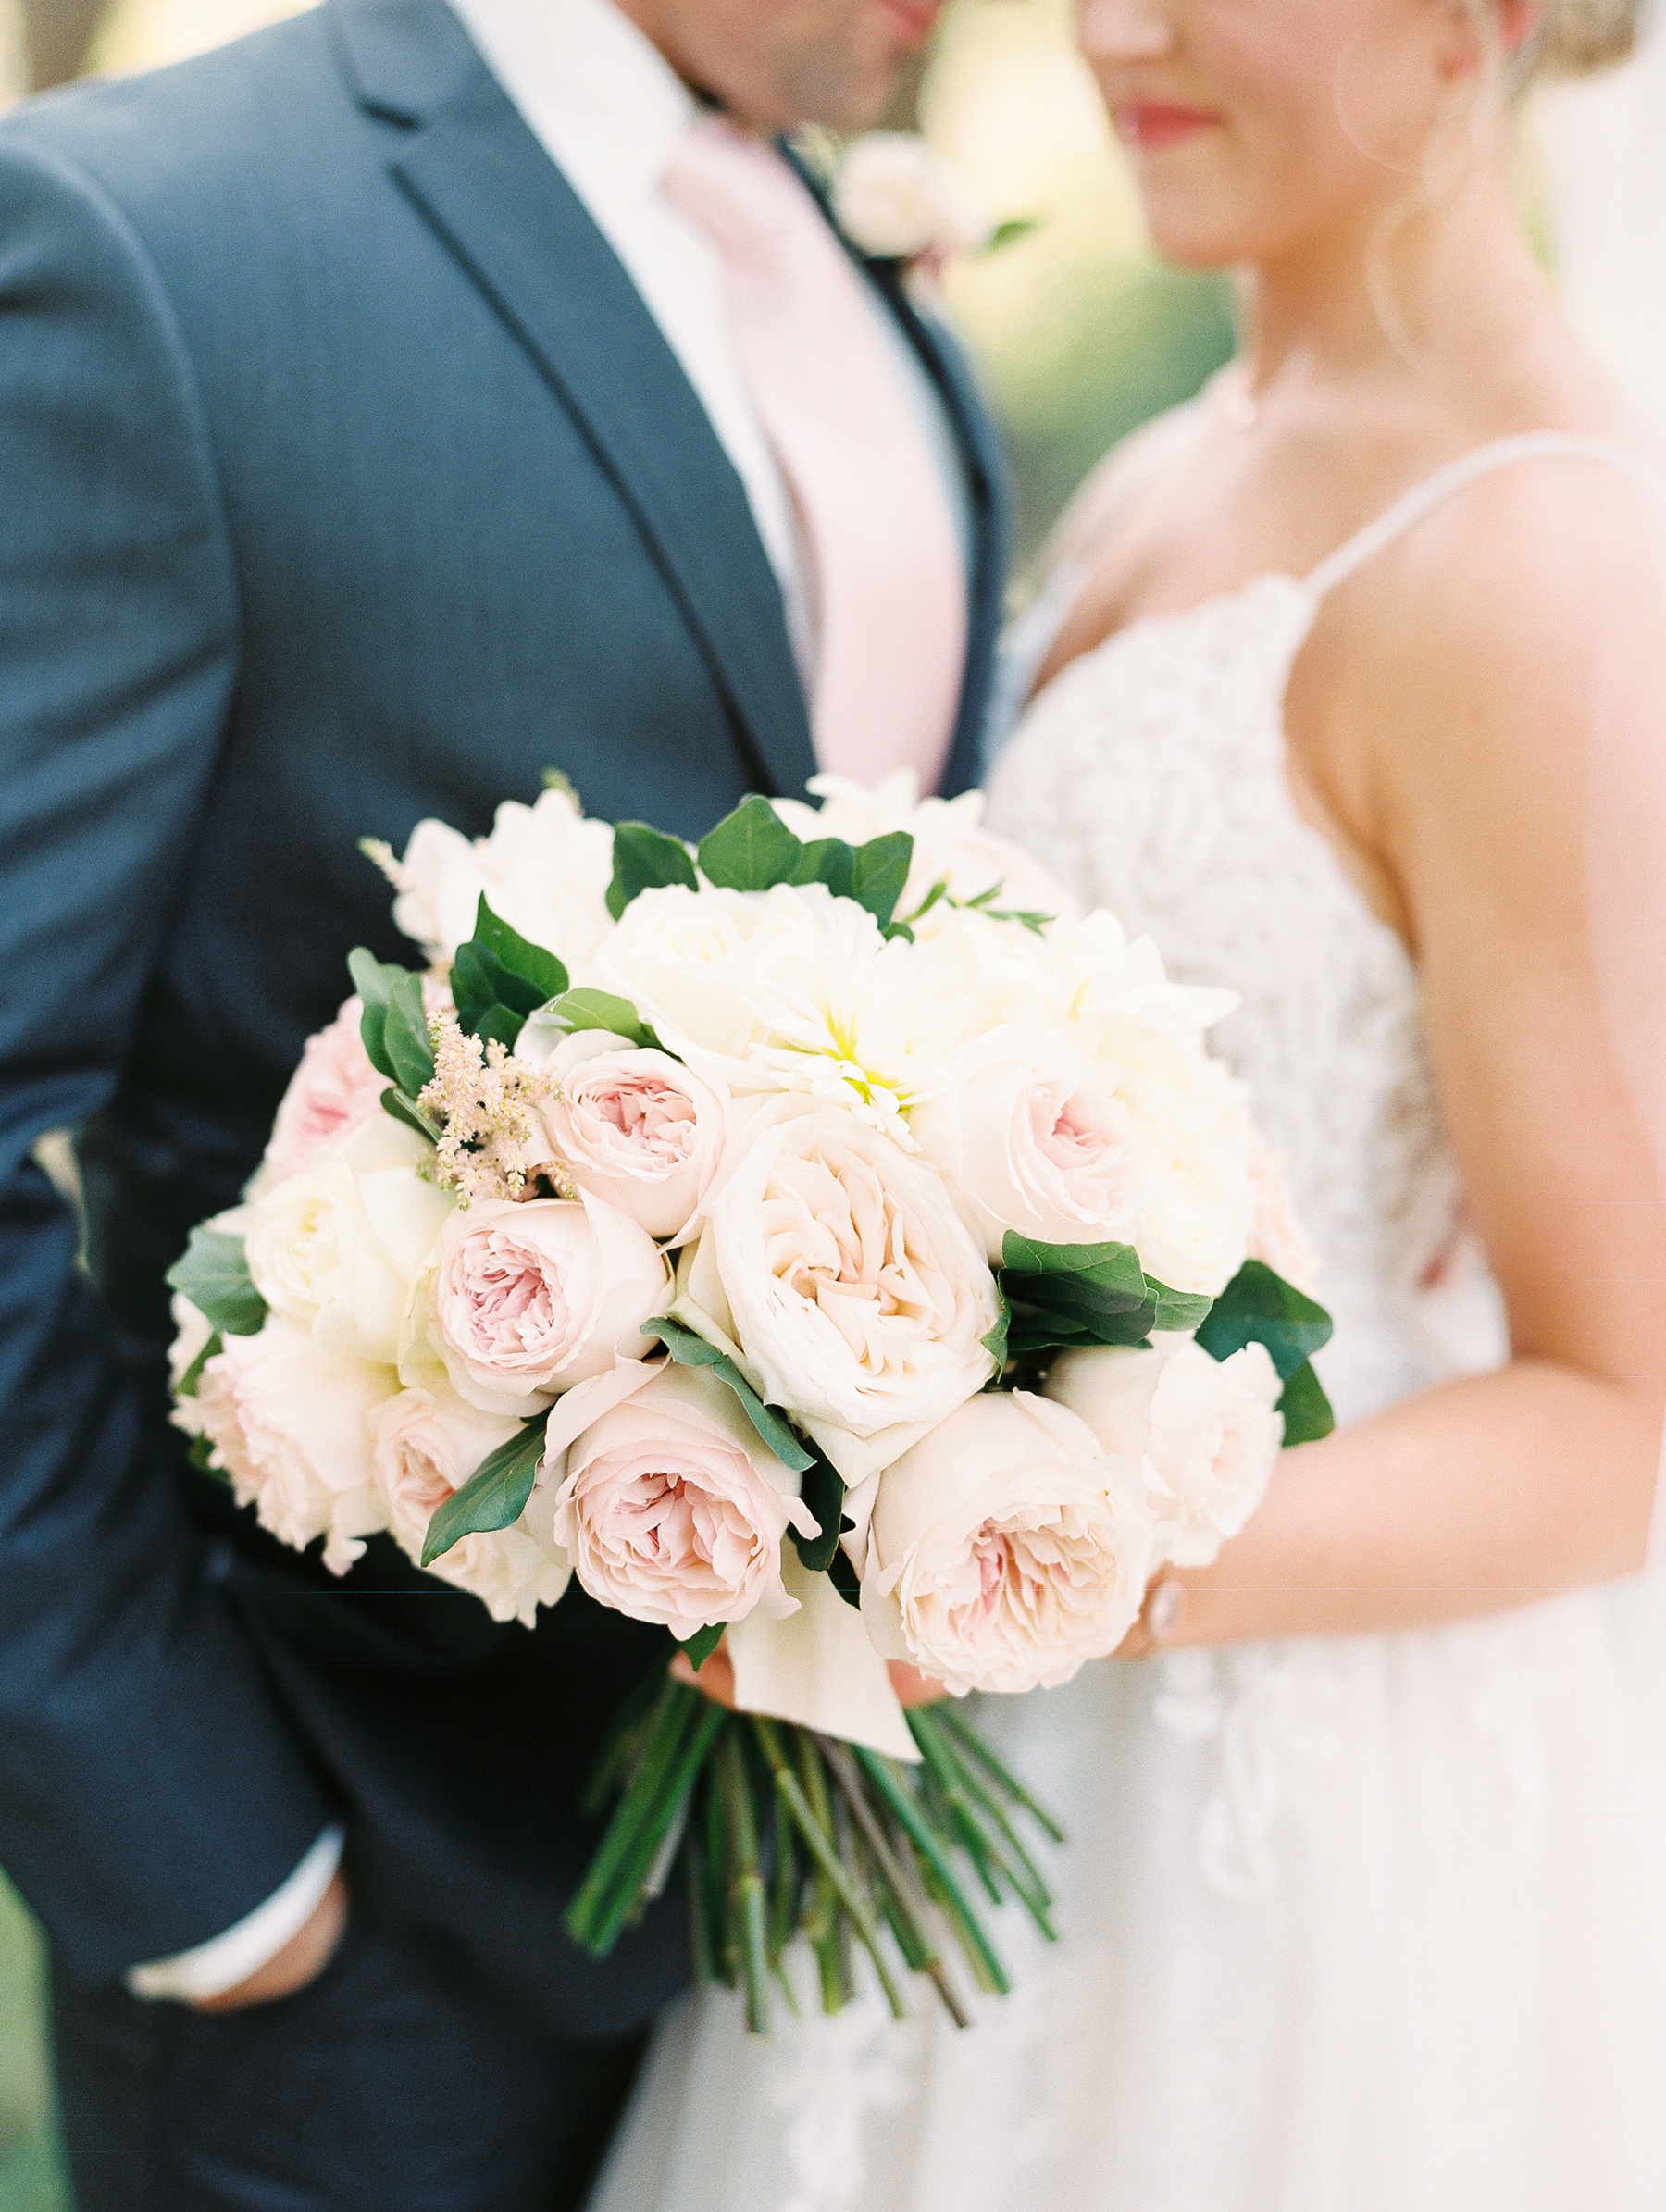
[49,1908,645,2212]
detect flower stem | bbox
[852,1745,1013,1999]
[715,1726,771,2036]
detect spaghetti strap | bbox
[1305,432,1666,601]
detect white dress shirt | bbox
[128,0,965,2005]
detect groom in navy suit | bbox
[0,0,1006,2204]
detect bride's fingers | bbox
[670,1647,737,1707]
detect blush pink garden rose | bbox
[683,1100,1001,1485]
[426,1189,670,1418]
[369,1385,571,1626]
[1045,1336,1285,1570]
[190,1317,392,1573]
[862,1390,1155,1696]
[524,1028,726,1242]
[541,1361,816,1642]
[1245,1137,1322,1297]
[264,997,388,1183]
[909,1025,1145,1263]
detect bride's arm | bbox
[1153,463,1666,1648]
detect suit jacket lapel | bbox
[327,0,817,804]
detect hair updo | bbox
[1519,0,1647,80]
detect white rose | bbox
[832,132,991,261]
[426,1190,669,1417]
[1123,1065,1255,1298]
[541,1361,814,1641]
[684,1100,999,1484]
[910,1024,1144,1262]
[1246,1137,1322,1297]
[1046,1337,1284,1569]
[863,1391,1155,1696]
[243,1118,454,1367]
[192,1318,392,1573]
[392,787,615,970]
[522,1028,726,1242]
[369,1386,571,1626]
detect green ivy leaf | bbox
[789,1438,848,1575]
[421,1413,550,1565]
[348,945,425,1083]
[983,216,1040,254]
[847,831,914,931]
[175,1330,222,1399]
[607,822,700,921]
[827,1544,863,1610]
[982,1288,1012,1376]
[1194,1259,1333,1382]
[677,1623,726,1671]
[1144,1277,1215,1334]
[1274,1358,1337,1447]
[380,969,436,1097]
[696,795,804,892]
[380,1088,441,1143]
[540,988,662,1052]
[166,1227,268,1339]
[789,837,858,901]
[645,1318,814,1473]
[471,896,569,1002]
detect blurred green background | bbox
[0,3,1234,2204]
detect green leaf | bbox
[473,1003,526,1051]
[541,766,581,802]
[645,1318,814,1473]
[677,1623,726,1671]
[607,822,700,921]
[472,896,570,1002]
[789,837,858,901]
[348,945,424,1083]
[380,1087,441,1143]
[998,1235,1152,1351]
[176,1330,222,1398]
[984,216,1040,254]
[1005,1297,1154,1361]
[541,987,662,1052]
[1194,1259,1334,1382]
[449,944,541,1037]
[827,1544,863,1610]
[1144,1276,1215,1335]
[421,1413,550,1565]
[790,1438,848,1575]
[848,832,914,931]
[381,969,436,1096]
[982,1288,1011,1376]
[1274,1358,1336,1447]
[697,795,804,892]
[166,1227,268,1338]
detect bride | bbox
[596,1,1666,2206]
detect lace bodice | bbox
[986,428,1666,1425]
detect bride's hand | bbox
[1113,1571,1187,1661]
[670,1647,946,1709]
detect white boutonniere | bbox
[832,132,1035,281]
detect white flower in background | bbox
[192,1318,392,1573]
[588,881,939,1135]
[863,1391,1154,1695]
[369,1385,570,1626]
[242,1118,454,1368]
[426,1190,670,1417]
[775,771,1073,939]
[386,786,615,969]
[541,1361,815,1641]
[1245,1136,1322,1296]
[682,1099,999,1484]
[833,133,991,263]
[910,1024,1144,1262]
[1046,1337,1284,1569]
[522,1028,727,1242]
[264,996,388,1184]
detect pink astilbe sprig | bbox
[417,1013,564,1208]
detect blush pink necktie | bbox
[665,118,967,795]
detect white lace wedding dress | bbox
[592,425,1666,2212]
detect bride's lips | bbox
[877,0,940,50]
[1113,102,1223,153]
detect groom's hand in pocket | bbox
[192,1869,350,2013]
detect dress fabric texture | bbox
[591,423,1666,2212]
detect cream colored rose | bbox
[863,1391,1155,1696]
[525,1029,726,1242]
[832,132,990,261]
[369,1386,570,1626]
[1246,1137,1322,1297]
[541,1361,814,1641]
[192,1318,392,1573]
[685,1100,1000,1484]
[1123,1066,1255,1298]
[391,787,615,970]
[243,1119,454,1368]
[1046,1337,1284,1569]
[264,997,388,1185]
[426,1190,669,1417]
[910,1025,1144,1262]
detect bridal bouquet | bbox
[167,773,1332,2031]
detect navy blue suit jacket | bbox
[0,0,1008,2031]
